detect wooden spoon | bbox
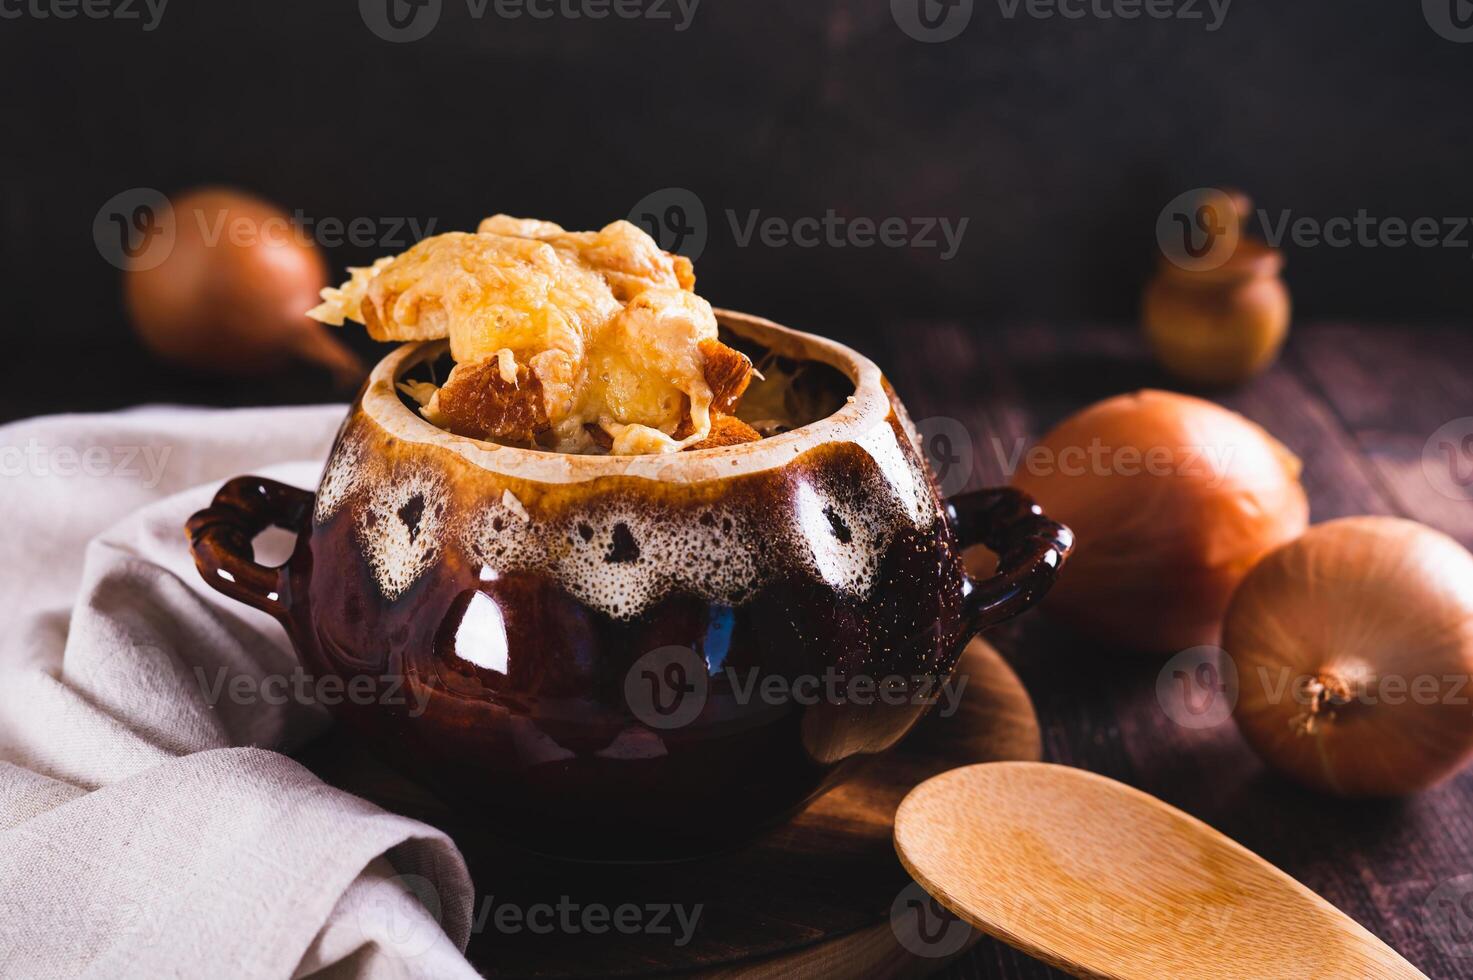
[893,762,1426,979]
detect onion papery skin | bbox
[1225,517,1473,797]
[1013,390,1309,653]
[124,187,361,383]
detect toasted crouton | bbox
[699,338,753,415]
[435,356,550,444]
[685,413,762,451]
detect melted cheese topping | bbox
[310,216,717,454]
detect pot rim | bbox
[358,308,894,485]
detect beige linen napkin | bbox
[0,406,480,979]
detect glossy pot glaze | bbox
[1143,238,1291,388]
[189,310,1072,860]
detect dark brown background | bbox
[2,0,1472,421]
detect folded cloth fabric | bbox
[0,406,480,980]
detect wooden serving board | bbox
[300,636,1040,979]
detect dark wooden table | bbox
[13,320,1471,977]
[859,321,1473,979]
[281,321,1473,978]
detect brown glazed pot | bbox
[188,310,1072,860]
[1143,238,1291,388]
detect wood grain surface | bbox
[862,321,1473,979]
[896,763,1425,979]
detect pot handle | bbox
[946,487,1073,636]
[186,476,315,622]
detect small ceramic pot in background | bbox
[1144,240,1290,388]
[1145,188,1291,388]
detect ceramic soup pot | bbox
[188,310,1072,859]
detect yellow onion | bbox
[1013,390,1308,653]
[1226,517,1473,796]
[124,187,362,384]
